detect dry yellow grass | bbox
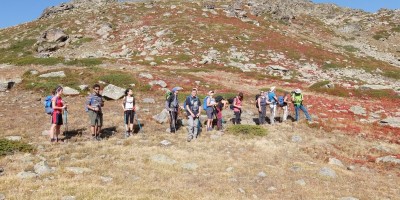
[0,89,399,200]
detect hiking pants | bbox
[282,105,288,121]
[234,111,241,124]
[269,104,276,124]
[169,111,178,132]
[259,105,266,125]
[188,116,199,138]
[294,105,311,121]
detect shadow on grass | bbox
[63,128,86,140]
[101,126,117,139]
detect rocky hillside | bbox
[0,0,399,199]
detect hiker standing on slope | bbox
[121,88,136,138]
[257,91,267,125]
[166,87,180,133]
[292,89,312,122]
[86,84,104,141]
[185,88,202,142]
[205,90,218,131]
[215,96,227,130]
[279,92,291,122]
[232,92,243,124]
[267,86,278,125]
[49,86,67,143]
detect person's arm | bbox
[133,97,136,111]
[121,97,126,110]
[207,97,212,107]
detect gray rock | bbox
[238,188,245,193]
[291,135,302,143]
[269,65,288,72]
[328,158,345,167]
[41,28,69,43]
[380,117,400,128]
[39,71,66,78]
[349,105,367,116]
[63,86,80,95]
[65,167,92,174]
[0,193,5,200]
[142,98,155,104]
[160,140,171,146]
[150,62,157,66]
[96,23,112,37]
[102,84,125,100]
[182,163,198,170]
[339,197,359,200]
[61,196,76,200]
[295,179,306,186]
[5,136,21,141]
[375,156,400,165]
[267,186,277,191]
[319,167,337,178]
[40,3,74,19]
[100,176,113,183]
[149,80,167,88]
[17,171,38,179]
[226,167,234,172]
[34,161,53,175]
[79,85,88,91]
[347,166,355,171]
[153,109,169,124]
[257,171,267,177]
[290,166,302,172]
[139,73,153,79]
[151,154,177,165]
[0,82,8,92]
[30,70,39,75]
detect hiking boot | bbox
[50,138,56,143]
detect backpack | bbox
[277,96,285,107]
[268,92,276,104]
[44,95,54,115]
[292,93,303,106]
[183,96,199,112]
[255,94,261,108]
[227,98,234,104]
[85,95,95,112]
[165,90,172,101]
[202,96,209,110]
[215,95,223,103]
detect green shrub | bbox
[226,125,268,137]
[0,139,34,156]
[65,58,102,66]
[322,63,343,70]
[383,70,400,80]
[98,73,137,88]
[343,45,359,52]
[11,56,63,66]
[391,25,400,32]
[373,30,390,40]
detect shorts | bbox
[88,110,103,127]
[206,108,214,119]
[124,110,135,125]
[51,112,63,125]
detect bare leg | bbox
[49,124,56,140]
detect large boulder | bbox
[39,71,66,78]
[40,3,74,19]
[349,105,367,116]
[34,161,53,175]
[149,80,167,88]
[153,109,169,124]
[40,28,69,43]
[102,84,125,100]
[63,87,80,95]
[380,117,400,128]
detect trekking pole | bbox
[63,108,68,136]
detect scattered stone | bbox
[295,179,306,186]
[339,197,359,200]
[78,85,88,91]
[96,23,112,38]
[182,163,198,170]
[226,167,234,172]
[319,167,337,178]
[347,166,355,171]
[290,166,302,172]
[160,140,171,146]
[0,82,8,92]
[65,167,92,174]
[149,80,167,88]
[30,70,39,75]
[61,196,76,200]
[151,154,177,165]
[39,71,66,78]
[267,186,277,191]
[139,73,153,79]
[102,84,125,100]
[63,86,80,95]
[328,158,345,167]
[152,109,169,124]
[150,62,157,66]
[142,98,155,104]
[269,65,288,72]
[380,117,400,128]
[375,156,400,165]
[257,171,267,177]
[5,136,21,141]
[291,135,302,143]
[238,188,245,193]
[0,194,5,200]
[100,176,113,183]
[34,161,53,175]
[17,171,38,179]
[349,106,367,116]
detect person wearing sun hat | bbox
[166,87,181,133]
[267,86,278,125]
[291,88,312,122]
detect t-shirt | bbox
[124,96,135,110]
[185,96,201,115]
[51,96,63,114]
[86,94,104,112]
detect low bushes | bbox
[226,125,268,137]
[0,139,34,156]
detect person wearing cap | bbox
[166,87,180,133]
[232,92,244,124]
[257,91,267,125]
[205,90,218,131]
[267,86,278,124]
[291,89,312,122]
[185,88,202,141]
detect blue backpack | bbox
[278,96,285,107]
[268,92,276,104]
[202,96,209,110]
[44,95,54,115]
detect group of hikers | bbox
[45,84,311,143]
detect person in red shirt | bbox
[49,86,67,142]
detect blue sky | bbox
[0,0,399,29]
